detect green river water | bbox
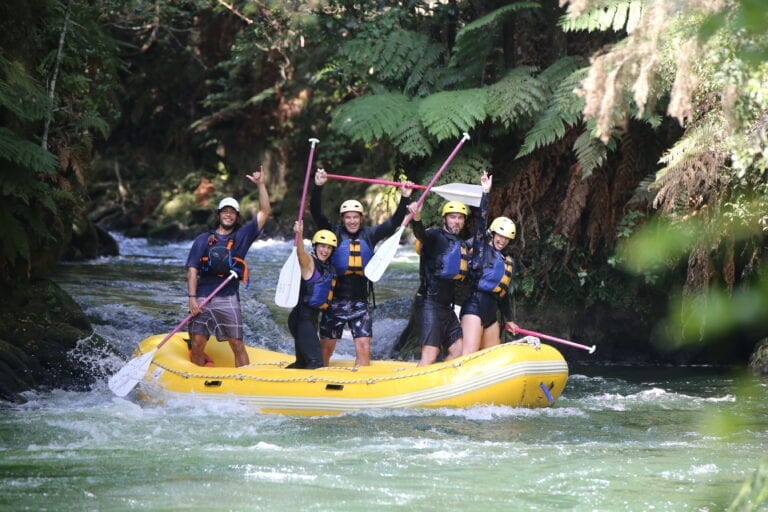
[1,235,765,511]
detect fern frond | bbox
[450,3,540,73]
[573,127,618,176]
[0,127,58,173]
[331,92,416,143]
[391,113,433,158]
[560,0,644,34]
[487,66,548,128]
[517,66,588,157]
[418,89,486,142]
[404,43,447,95]
[0,54,52,121]
[341,29,445,93]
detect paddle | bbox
[363,132,471,283]
[324,173,482,207]
[506,325,597,353]
[275,137,319,308]
[107,271,238,397]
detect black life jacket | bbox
[200,233,249,285]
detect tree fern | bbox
[331,91,416,142]
[418,88,486,142]
[559,0,644,34]
[486,66,548,129]
[391,112,433,158]
[517,62,587,157]
[341,29,446,94]
[573,124,617,176]
[0,54,52,122]
[449,2,540,85]
[0,127,58,174]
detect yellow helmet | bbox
[489,216,516,239]
[339,200,364,215]
[312,229,338,248]
[441,201,469,217]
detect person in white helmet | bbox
[310,168,414,366]
[460,172,519,355]
[406,171,489,366]
[184,168,271,367]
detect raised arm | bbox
[310,168,333,230]
[245,166,271,230]
[469,171,492,271]
[294,220,315,280]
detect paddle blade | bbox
[431,183,482,207]
[107,349,157,397]
[364,226,405,282]
[275,248,301,308]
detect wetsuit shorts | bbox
[188,295,244,340]
[419,297,462,349]
[460,291,499,328]
[319,298,373,339]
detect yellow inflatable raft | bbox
[134,333,569,416]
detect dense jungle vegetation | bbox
[1,0,767,363]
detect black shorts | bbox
[319,298,373,339]
[460,292,499,328]
[418,298,462,349]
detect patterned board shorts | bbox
[188,295,244,340]
[319,298,373,339]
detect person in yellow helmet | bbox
[185,167,271,367]
[406,171,486,366]
[460,172,520,355]
[311,168,414,366]
[286,221,338,369]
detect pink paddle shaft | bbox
[156,272,237,351]
[402,133,470,228]
[295,138,320,245]
[325,174,430,190]
[508,325,597,353]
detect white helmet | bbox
[489,216,516,239]
[217,197,240,212]
[339,199,364,215]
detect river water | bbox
[1,234,766,511]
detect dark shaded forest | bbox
[1,0,767,370]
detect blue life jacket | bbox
[331,237,374,276]
[477,250,513,297]
[303,258,337,310]
[436,237,469,281]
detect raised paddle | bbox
[506,325,597,353]
[275,137,319,308]
[324,173,482,207]
[108,270,238,397]
[363,132,471,283]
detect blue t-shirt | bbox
[185,218,263,298]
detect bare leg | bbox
[445,337,463,361]
[320,337,337,366]
[480,322,501,350]
[460,314,483,355]
[418,345,440,367]
[189,333,210,366]
[228,338,250,367]
[354,336,371,366]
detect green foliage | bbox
[560,0,644,33]
[517,59,586,157]
[340,28,447,95]
[418,89,486,141]
[331,92,416,142]
[573,121,618,175]
[450,2,540,81]
[486,66,548,129]
[0,127,57,173]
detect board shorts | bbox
[188,295,244,340]
[319,298,372,339]
[460,291,499,328]
[419,297,462,349]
